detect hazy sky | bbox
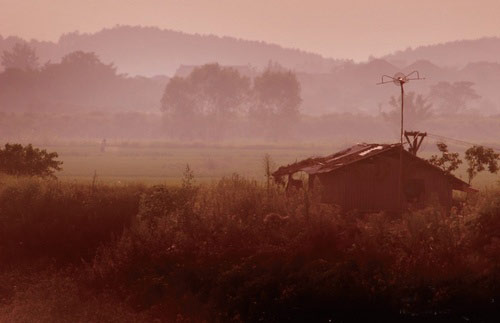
[1,0,499,61]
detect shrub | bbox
[0,178,144,264]
[0,143,63,178]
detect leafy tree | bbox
[44,51,117,80]
[40,51,119,104]
[188,63,250,118]
[464,145,499,184]
[382,92,433,129]
[428,142,462,174]
[0,143,63,178]
[251,66,302,138]
[0,66,38,109]
[58,51,116,75]
[161,64,250,117]
[429,81,481,114]
[161,76,194,116]
[252,67,301,119]
[1,42,39,71]
[161,63,250,139]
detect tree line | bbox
[0,43,165,112]
[1,42,494,143]
[160,63,302,140]
[1,43,302,140]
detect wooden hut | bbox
[272,143,473,212]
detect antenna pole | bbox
[376,71,425,213]
[400,82,404,147]
[399,82,404,211]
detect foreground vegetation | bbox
[0,175,499,322]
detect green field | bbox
[35,141,500,189]
[43,141,335,185]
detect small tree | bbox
[464,145,499,184]
[429,81,481,115]
[1,42,39,71]
[0,143,63,178]
[251,66,302,139]
[160,63,250,139]
[428,142,462,174]
[382,92,433,129]
[252,67,301,120]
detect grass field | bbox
[1,142,499,322]
[38,141,336,185]
[33,140,500,189]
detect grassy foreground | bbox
[0,175,500,322]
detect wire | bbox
[427,133,500,152]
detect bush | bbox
[0,143,62,178]
[0,178,144,264]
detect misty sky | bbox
[1,0,500,61]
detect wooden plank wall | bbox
[316,153,453,212]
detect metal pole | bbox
[399,82,404,212]
[376,71,424,213]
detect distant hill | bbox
[0,26,343,76]
[2,27,500,116]
[382,37,500,68]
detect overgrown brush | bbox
[1,174,500,321]
[85,176,500,321]
[0,176,145,265]
[0,266,154,323]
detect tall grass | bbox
[0,176,145,265]
[88,176,500,321]
[1,175,499,321]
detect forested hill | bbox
[382,37,500,68]
[0,25,343,76]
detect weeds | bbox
[0,177,145,265]
[0,175,499,321]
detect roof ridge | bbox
[272,143,399,177]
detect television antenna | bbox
[377,71,425,211]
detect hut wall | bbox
[316,153,453,212]
[403,157,453,210]
[317,156,400,212]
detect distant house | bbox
[272,143,474,213]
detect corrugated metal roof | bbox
[272,143,399,177]
[272,142,472,191]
